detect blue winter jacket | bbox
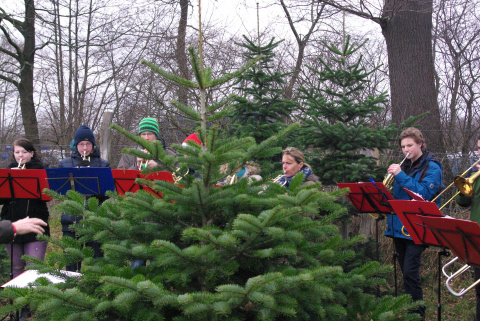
[58,148,110,231]
[385,151,443,240]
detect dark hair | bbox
[477,134,480,141]
[398,127,426,151]
[12,138,39,161]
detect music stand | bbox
[337,182,395,296]
[45,168,115,196]
[389,200,448,321]
[0,169,51,321]
[46,168,115,272]
[111,170,174,198]
[420,216,480,307]
[0,169,51,201]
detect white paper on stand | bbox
[1,270,81,288]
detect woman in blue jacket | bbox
[384,127,443,319]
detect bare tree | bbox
[434,0,480,158]
[277,0,328,99]
[0,0,45,146]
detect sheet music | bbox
[1,270,81,288]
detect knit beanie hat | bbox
[139,118,160,138]
[74,125,96,147]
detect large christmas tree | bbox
[0,31,419,321]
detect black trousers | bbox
[394,238,426,317]
[63,230,103,272]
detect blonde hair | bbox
[398,127,426,151]
[282,147,311,169]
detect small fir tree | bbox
[298,36,400,184]
[0,38,420,321]
[229,36,296,146]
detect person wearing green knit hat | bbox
[117,117,175,170]
[138,117,160,139]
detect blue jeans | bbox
[394,238,426,317]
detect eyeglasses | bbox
[78,142,92,147]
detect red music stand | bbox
[337,181,394,296]
[420,216,480,298]
[111,170,174,198]
[388,200,443,246]
[390,203,449,321]
[336,182,394,215]
[0,169,51,201]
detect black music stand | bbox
[337,182,395,295]
[389,200,448,321]
[0,169,51,321]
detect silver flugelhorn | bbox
[272,173,286,186]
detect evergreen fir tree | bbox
[0,36,420,321]
[229,36,296,176]
[298,36,416,184]
[229,36,295,145]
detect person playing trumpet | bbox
[117,117,176,170]
[58,125,110,271]
[278,147,320,189]
[455,134,480,321]
[0,138,51,279]
[384,127,443,319]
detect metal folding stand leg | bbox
[437,248,449,321]
[375,215,384,297]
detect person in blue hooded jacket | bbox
[385,127,443,320]
[58,125,110,271]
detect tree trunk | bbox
[176,0,189,105]
[19,0,40,147]
[381,0,445,153]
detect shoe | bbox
[19,306,31,321]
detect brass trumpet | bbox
[17,159,26,169]
[82,151,90,163]
[172,168,189,185]
[383,153,409,191]
[225,174,238,185]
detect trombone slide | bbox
[442,256,480,297]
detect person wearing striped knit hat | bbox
[117,117,176,170]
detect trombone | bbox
[435,160,480,296]
[442,256,480,297]
[432,159,480,210]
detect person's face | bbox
[282,154,303,178]
[14,145,34,164]
[77,141,93,156]
[477,140,480,154]
[140,131,157,142]
[401,137,423,162]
